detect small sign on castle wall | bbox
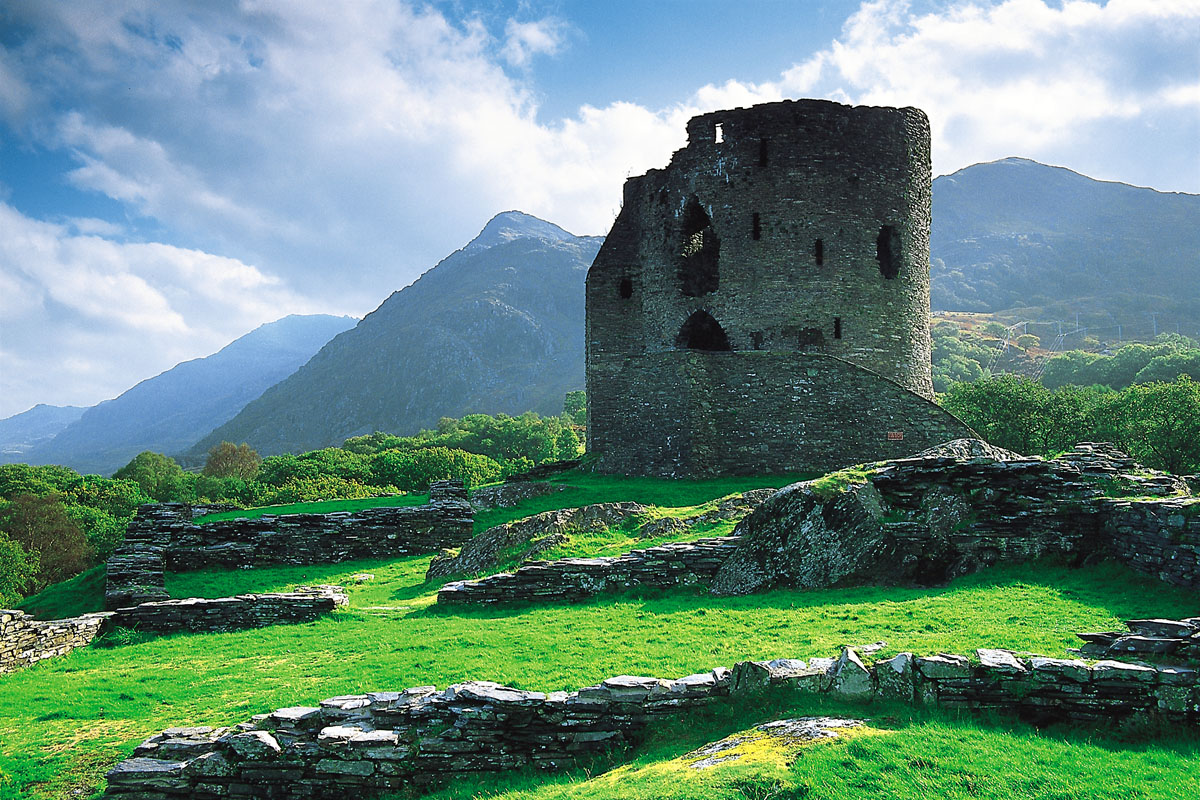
[887,431,905,441]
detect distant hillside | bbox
[931,158,1200,339]
[0,404,86,463]
[24,314,357,475]
[190,212,602,457]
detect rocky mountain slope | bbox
[190,212,602,457]
[931,157,1200,336]
[0,404,86,463]
[23,314,357,475]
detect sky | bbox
[1,0,1198,419]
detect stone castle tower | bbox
[586,99,972,477]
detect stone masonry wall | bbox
[437,537,739,605]
[106,482,473,610]
[1099,497,1200,589]
[108,587,349,634]
[0,609,110,674]
[589,350,973,477]
[103,644,1199,799]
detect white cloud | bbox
[0,0,1196,418]
[687,0,1200,187]
[501,18,567,67]
[0,202,320,417]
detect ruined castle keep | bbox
[586,99,972,476]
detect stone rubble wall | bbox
[436,445,1199,606]
[106,482,473,610]
[1,588,349,674]
[1077,616,1200,660]
[0,609,111,675]
[104,644,1200,799]
[1098,497,1200,589]
[437,537,740,605]
[108,586,349,634]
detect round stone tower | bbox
[586,99,967,477]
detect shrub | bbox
[370,447,503,491]
[0,532,38,606]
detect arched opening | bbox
[877,225,901,280]
[676,310,732,351]
[678,198,720,296]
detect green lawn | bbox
[5,472,1197,800]
[2,551,1195,800]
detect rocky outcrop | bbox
[427,502,647,580]
[109,587,349,634]
[104,643,1200,798]
[710,442,1195,596]
[0,610,111,674]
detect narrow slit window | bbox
[752,213,761,240]
[758,138,769,167]
[814,238,824,266]
[714,122,724,143]
[834,317,842,339]
[619,277,633,299]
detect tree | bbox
[0,494,93,592]
[114,451,187,501]
[204,442,262,481]
[0,532,38,606]
[940,375,1053,455]
[1113,376,1200,474]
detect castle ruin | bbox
[586,99,972,476]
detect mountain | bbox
[189,212,602,457]
[931,158,1200,337]
[23,314,358,475]
[0,404,87,463]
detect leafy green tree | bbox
[1112,376,1200,474]
[1132,352,1200,384]
[941,375,1053,455]
[113,451,188,501]
[0,494,93,592]
[0,532,38,606]
[203,442,262,481]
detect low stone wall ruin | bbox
[438,537,740,605]
[0,609,110,675]
[1,588,349,675]
[437,444,1199,607]
[106,481,473,610]
[103,644,1200,798]
[107,586,349,634]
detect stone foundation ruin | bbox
[586,100,974,476]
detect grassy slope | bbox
[3,472,1197,799]
[2,552,1196,800]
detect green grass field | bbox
[3,473,1197,800]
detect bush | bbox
[113,451,188,501]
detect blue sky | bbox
[1,0,1198,420]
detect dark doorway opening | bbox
[677,310,732,351]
